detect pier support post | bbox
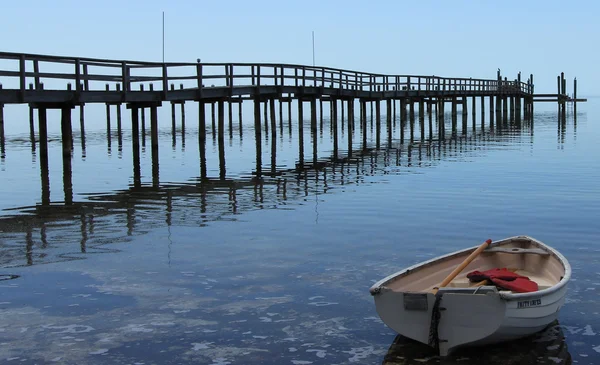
[106,103,112,153]
[386,99,392,145]
[287,99,292,135]
[211,102,216,136]
[438,99,445,140]
[480,96,485,129]
[116,104,122,151]
[239,98,244,135]
[181,102,186,134]
[30,106,36,150]
[218,100,226,179]
[428,100,433,140]
[472,96,476,130]
[198,102,207,180]
[332,99,338,159]
[270,98,277,139]
[461,97,467,134]
[141,107,146,147]
[131,107,141,188]
[298,99,304,166]
[399,98,406,130]
[375,100,381,148]
[419,99,425,141]
[150,106,159,187]
[361,100,367,149]
[228,100,233,137]
[489,96,494,127]
[451,97,457,135]
[0,104,4,159]
[38,108,50,205]
[409,99,415,141]
[311,98,318,165]
[61,107,73,205]
[171,102,176,145]
[263,100,268,134]
[347,99,353,155]
[253,98,262,177]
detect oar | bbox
[432,239,492,295]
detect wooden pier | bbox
[0,51,584,203]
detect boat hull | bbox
[370,236,570,356]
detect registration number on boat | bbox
[517,298,541,308]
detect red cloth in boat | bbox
[467,268,538,293]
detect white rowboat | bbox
[369,236,570,356]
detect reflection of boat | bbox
[370,236,570,356]
[381,320,571,364]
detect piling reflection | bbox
[0,103,578,270]
[382,321,571,365]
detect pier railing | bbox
[0,51,533,103]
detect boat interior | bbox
[385,237,566,293]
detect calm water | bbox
[0,99,598,365]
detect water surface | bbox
[0,100,598,364]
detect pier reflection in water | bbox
[1,115,537,268]
[0,98,594,364]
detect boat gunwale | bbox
[369,235,571,300]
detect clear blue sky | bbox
[1,0,598,95]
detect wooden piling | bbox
[480,96,485,128]
[61,107,73,205]
[130,107,141,187]
[218,100,226,179]
[29,105,36,149]
[270,98,277,138]
[139,106,146,147]
[253,98,262,176]
[263,100,268,134]
[228,100,233,137]
[400,99,406,128]
[171,102,176,138]
[271,103,277,175]
[332,98,338,158]
[211,102,216,136]
[428,101,433,140]
[361,100,367,149]
[0,103,4,158]
[287,100,292,134]
[150,106,159,187]
[239,97,243,134]
[419,99,425,141]
[489,96,494,127]
[198,102,207,179]
[311,98,317,165]
[298,100,304,166]
[461,97,467,134]
[574,78,578,115]
[319,98,323,132]
[38,107,50,205]
[347,99,353,155]
[471,96,476,129]
[451,97,457,134]
[180,102,186,132]
[279,99,283,131]
[375,100,381,148]
[116,104,122,139]
[386,99,392,145]
[393,99,397,128]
